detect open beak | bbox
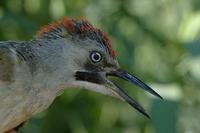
[75,69,163,118]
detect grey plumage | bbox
[0,17,162,133]
[0,28,116,132]
[0,39,65,132]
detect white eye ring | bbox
[90,51,102,63]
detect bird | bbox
[0,17,163,133]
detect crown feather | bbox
[37,17,116,58]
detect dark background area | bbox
[1,0,200,133]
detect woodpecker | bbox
[0,17,162,133]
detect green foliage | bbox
[1,0,200,132]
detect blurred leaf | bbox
[184,40,200,56]
[151,100,179,133]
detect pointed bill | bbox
[75,69,163,118]
[107,70,163,100]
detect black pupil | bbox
[93,54,100,61]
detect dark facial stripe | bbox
[75,71,105,84]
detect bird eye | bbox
[90,51,102,63]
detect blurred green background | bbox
[1,0,200,133]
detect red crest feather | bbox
[38,17,116,58]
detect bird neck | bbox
[23,38,73,92]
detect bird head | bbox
[38,17,163,118]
